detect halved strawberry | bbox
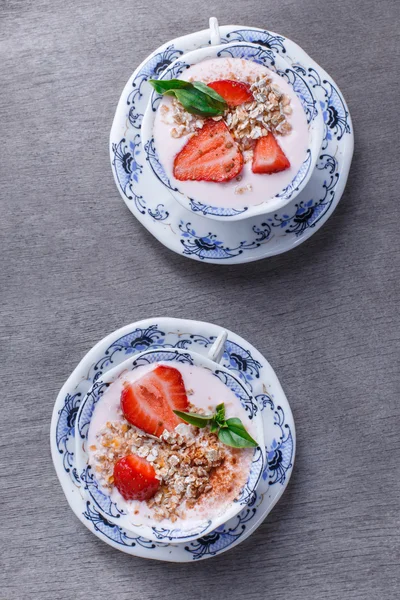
[252,133,291,174]
[113,454,160,501]
[120,365,189,437]
[173,120,243,182]
[207,80,253,106]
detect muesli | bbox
[88,363,258,524]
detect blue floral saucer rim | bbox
[51,317,296,561]
[110,25,353,264]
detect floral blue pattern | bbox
[83,503,157,549]
[222,340,262,388]
[213,369,259,419]
[91,325,166,374]
[80,466,125,518]
[275,150,312,200]
[184,507,256,559]
[127,45,183,129]
[56,392,81,476]
[266,407,294,485]
[217,43,276,66]
[152,521,212,542]
[130,348,194,368]
[257,394,294,485]
[221,29,287,54]
[112,45,185,219]
[77,380,110,439]
[236,446,264,506]
[294,66,351,149]
[90,326,216,378]
[276,68,318,123]
[266,153,339,236]
[189,198,248,218]
[111,137,145,214]
[144,137,178,192]
[179,221,272,260]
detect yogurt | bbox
[153,57,309,209]
[88,362,254,529]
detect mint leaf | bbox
[173,410,211,428]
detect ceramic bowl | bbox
[141,41,324,221]
[75,346,265,544]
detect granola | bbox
[228,75,293,142]
[161,98,205,138]
[162,74,293,161]
[91,419,232,522]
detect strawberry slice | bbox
[252,133,291,174]
[173,120,243,182]
[120,365,189,437]
[113,454,160,501]
[207,80,253,106]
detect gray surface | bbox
[1,0,399,598]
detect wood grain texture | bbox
[1,0,399,598]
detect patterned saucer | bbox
[51,318,295,561]
[110,25,353,263]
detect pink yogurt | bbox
[88,362,254,528]
[153,57,309,210]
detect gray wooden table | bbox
[1,1,399,598]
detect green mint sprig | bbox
[173,403,258,449]
[149,79,227,117]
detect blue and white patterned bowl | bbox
[141,41,324,221]
[110,26,353,263]
[75,346,265,544]
[51,316,296,559]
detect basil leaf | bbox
[224,418,258,447]
[173,410,211,428]
[218,427,258,448]
[192,81,227,104]
[210,419,219,434]
[215,402,226,425]
[175,404,257,449]
[174,89,225,117]
[148,79,191,94]
[149,78,226,117]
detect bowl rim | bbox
[141,40,324,221]
[75,346,266,544]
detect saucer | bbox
[110,24,353,263]
[51,317,296,561]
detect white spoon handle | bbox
[209,17,221,46]
[207,329,228,364]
